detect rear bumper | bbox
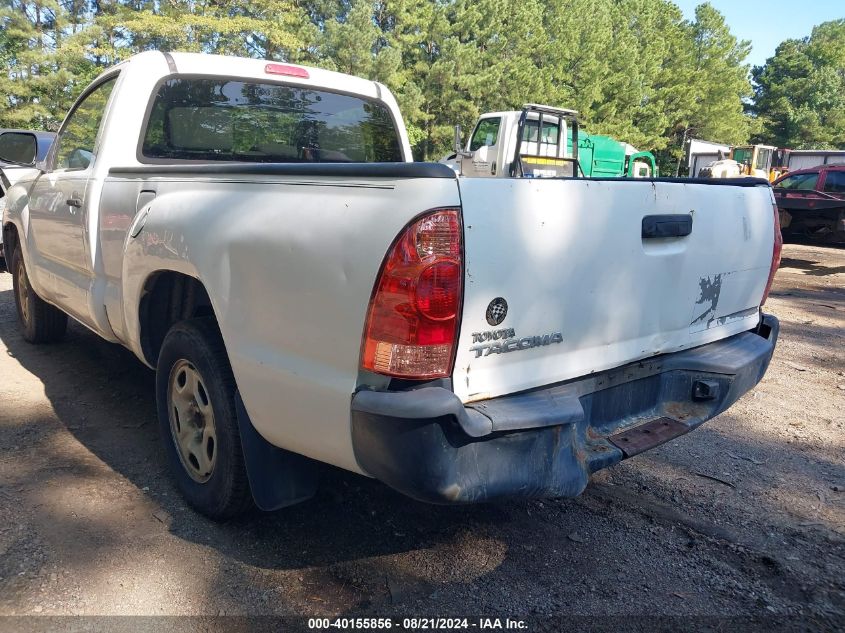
[351,314,779,504]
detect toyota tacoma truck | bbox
[0,51,781,519]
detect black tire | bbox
[826,229,845,245]
[779,227,796,243]
[11,246,68,343]
[155,318,253,520]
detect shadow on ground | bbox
[0,273,843,619]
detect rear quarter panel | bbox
[113,174,460,472]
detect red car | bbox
[773,164,845,242]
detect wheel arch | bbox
[2,220,19,257]
[137,269,216,367]
[2,219,25,273]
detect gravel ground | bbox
[0,242,842,632]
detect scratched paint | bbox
[690,273,723,326]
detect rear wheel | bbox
[11,246,68,343]
[826,229,845,245]
[156,318,253,519]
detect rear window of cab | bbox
[141,77,403,163]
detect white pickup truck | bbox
[0,52,781,519]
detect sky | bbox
[673,0,844,68]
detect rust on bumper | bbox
[608,417,689,457]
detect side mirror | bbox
[0,131,38,167]
[453,125,463,155]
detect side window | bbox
[822,171,845,193]
[469,118,501,151]
[54,77,117,171]
[775,172,819,191]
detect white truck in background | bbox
[445,104,657,179]
[1,52,780,519]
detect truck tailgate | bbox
[453,177,775,402]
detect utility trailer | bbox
[780,150,845,172]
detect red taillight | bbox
[761,203,783,305]
[415,262,461,321]
[361,208,462,378]
[265,63,309,79]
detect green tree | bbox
[91,0,313,61]
[651,2,752,174]
[413,0,553,159]
[559,0,694,153]
[0,0,759,168]
[752,19,845,149]
[685,3,752,143]
[0,0,99,130]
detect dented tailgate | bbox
[452,177,775,403]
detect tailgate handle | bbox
[642,214,692,239]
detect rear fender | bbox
[121,200,203,367]
[119,176,461,473]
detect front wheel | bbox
[156,318,253,519]
[11,246,67,343]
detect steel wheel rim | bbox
[16,260,30,325]
[167,360,217,483]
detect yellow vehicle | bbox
[730,145,781,180]
[699,144,784,181]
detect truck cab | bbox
[699,144,786,182]
[451,104,657,179]
[457,104,580,178]
[730,145,780,180]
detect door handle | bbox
[642,214,692,238]
[66,196,82,208]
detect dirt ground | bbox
[0,242,842,631]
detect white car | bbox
[0,52,781,519]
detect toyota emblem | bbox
[486,297,508,326]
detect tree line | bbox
[1,1,843,172]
